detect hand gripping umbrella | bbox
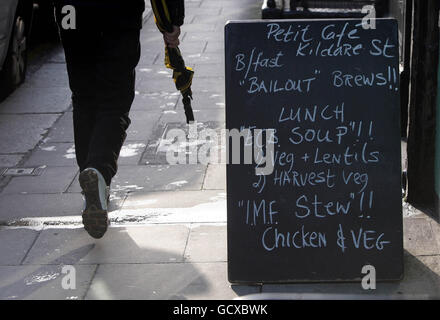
[151,0,195,124]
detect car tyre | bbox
[0,14,28,100]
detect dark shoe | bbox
[79,168,110,239]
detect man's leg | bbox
[59,30,112,238]
[77,29,140,239]
[58,30,99,172]
[84,29,141,186]
[59,28,140,239]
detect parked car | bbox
[0,0,34,100]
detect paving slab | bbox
[137,51,161,67]
[184,224,227,262]
[190,76,225,93]
[119,190,226,224]
[136,65,174,80]
[68,165,206,194]
[23,64,69,88]
[24,142,76,167]
[0,86,71,114]
[185,7,222,16]
[181,23,217,33]
[395,254,440,298]
[203,164,226,190]
[0,114,59,153]
[140,24,168,33]
[131,91,180,112]
[0,264,96,300]
[178,40,208,55]
[402,201,427,219]
[0,155,24,167]
[45,112,74,143]
[0,192,122,222]
[23,225,190,265]
[0,228,39,265]
[1,166,78,195]
[118,142,147,166]
[183,0,201,6]
[137,44,162,60]
[193,63,225,78]
[220,4,262,17]
[136,77,183,93]
[86,262,259,300]
[431,221,440,254]
[46,47,66,63]
[179,91,224,109]
[140,121,223,165]
[139,35,206,56]
[261,252,440,299]
[192,15,226,24]
[125,111,163,141]
[181,31,224,43]
[403,217,440,256]
[160,108,224,123]
[139,32,166,48]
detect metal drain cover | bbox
[2,167,45,176]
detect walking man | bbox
[53,0,185,238]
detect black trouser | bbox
[59,28,141,186]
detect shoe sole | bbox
[79,170,109,239]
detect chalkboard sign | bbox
[225,19,403,283]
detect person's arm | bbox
[163,0,185,48]
[167,0,185,27]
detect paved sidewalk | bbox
[0,0,439,299]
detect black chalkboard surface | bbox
[225,19,403,283]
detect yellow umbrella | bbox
[151,0,195,123]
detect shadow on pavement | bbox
[235,250,440,300]
[0,225,242,300]
[0,243,95,299]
